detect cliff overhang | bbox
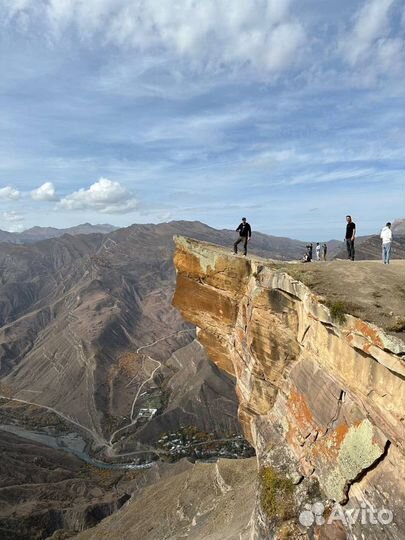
[173,235,405,538]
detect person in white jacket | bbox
[380,222,392,264]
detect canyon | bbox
[1,221,287,539]
[1,222,404,539]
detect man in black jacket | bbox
[234,217,252,255]
[345,215,356,261]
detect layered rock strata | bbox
[173,236,405,539]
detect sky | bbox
[0,0,404,240]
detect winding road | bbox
[108,328,194,447]
[0,328,194,455]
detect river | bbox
[0,423,154,470]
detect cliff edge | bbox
[173,236,405,539]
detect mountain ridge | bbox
[0,223,117,244]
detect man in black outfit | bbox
[345,215,356,261]
[234,217,252,255]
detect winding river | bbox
[0,424,154,470]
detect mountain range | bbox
[0,223,117,244]
[0,222,255,450]
[0,221,253,538]
[2,218,403,259]
[0,219,403,539]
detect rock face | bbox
[173,236,405,539]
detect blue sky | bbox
[0,0,404,240]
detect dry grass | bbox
[386,318,405,332]
[118,352,143,377]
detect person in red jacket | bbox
[234,217,252,255]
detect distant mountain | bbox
[0,223,117,244]
[392,218,405,236]
[0,229,16,243]
[0,222,239,444]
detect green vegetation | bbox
[79,464,121,487]
[259,467,295,521]
[326,300,347,324]
[0,399,72,433]
[157,425,255,462]
[144,395,162,409]
[103,413,128,434]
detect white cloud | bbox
[0,186,21,200]
[58,177,138,214]
[141,106,255,145]
[2,210,24,222]
[3,0,306,76]
[373,37,404,75]
[1,210,24,232]
[340,0,401,67]
[288,167,377,185]
[265,22,305,72]
[31,181,59,201]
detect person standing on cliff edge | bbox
[345,215,356,261]
[234,217,252,255]
[380,222,392,264]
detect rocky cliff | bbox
[173,236,405,539]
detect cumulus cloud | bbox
[3,0,306,76]
[1,210,24,232]
[339,0,403,76]
[31,181,59,201]
[0,186,21,200]
[58,178,138,214]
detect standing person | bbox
[234,217,252,255]
[316,243,321,261]
[322,243,327,261]
[345,215,356,261]
[380,222,392,264]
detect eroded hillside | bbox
[0,223,246,452]
[0,222,255,538]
